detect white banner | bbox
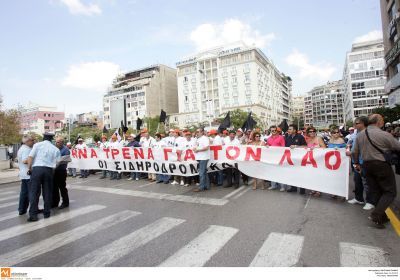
[69,146,350,198]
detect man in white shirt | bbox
[193,128,210,192]
[140,131,156,181]
[224,130,240,188]
[109,134,122,180]
[209,129,224,186]
[171,129,185,185]
[17,135,35,215]
[181,131,197,187]
[75,138,88,178]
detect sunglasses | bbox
[255,135,260,137]
[331,131,339,134]
[308,130,316,133]
[354,122,360,125]
[270,130,277,132]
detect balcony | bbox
[385,72,400,93]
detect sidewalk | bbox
[0,168,20,185]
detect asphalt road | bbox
[0,173,399,267]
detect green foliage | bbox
[67,126,103,143]
[291,117,304,129]
[372,106,400,123]
[0,109,21,144]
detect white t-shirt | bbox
[195,135,210,160]
[109,140,122,149]
[162,136,176,147]
[181,138,196,150]
[211,135,224,145]
[140,137,155,148]
[174,136,185,149]
[224,137,240,146]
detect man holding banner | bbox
[193,128,210,192]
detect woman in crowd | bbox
[327,127,346,149]
[250,132,265,190]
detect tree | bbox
[372,106,400,123]
[292,117,304,129]
[216,109,262,130]
[0,109,21,144]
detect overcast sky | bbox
[0,0,383,115]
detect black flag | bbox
[102,125,108,134]
[278,119,289,133]
[160,109,167,123]
[218,111,231,133]
[241,112,257,132]
[121,120,128,134]
[136,118,143,131]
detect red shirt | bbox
[267,135,285,147]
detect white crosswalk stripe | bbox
[0,191,17,197]
[0,205,106,242]
[0,211,21,222]
[0,201,18,209]
[0,195,19,202]
[66,217,185,266]
[159,225,238,267]
[0,210,141,267]
[339,242,391,267]
[250,232,304,267]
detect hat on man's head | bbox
[43,132,55,141]
[237,128,243,133]
[208,129,217,135]
[78,138,83,141]
[184,131,192,136]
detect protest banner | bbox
[69,146,349,198]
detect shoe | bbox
[279,187,286,192]
[192,188,204,192]
[164,181,169,184]
[72,175,76,178]
[99,176,106,179]
[156,181,163,183]
[136,178,139,181]
[184,183,189,187]
[347,198,365,205]
[27,216,38,222]
[363,203,375,210]
[58,204,69,209]
[171,181,178,185]
[368,218,385,229]
[18,211,26,215]
[224,185,232,188]
[37,209,44,214]
[180,180,185,186]
[287,187,296,193]
[196,183,200,186]
[127,178,133,181]
[44,213,50,219]
[268,186,277,190]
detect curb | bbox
[386,207,400,237]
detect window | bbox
[185,96,189,103]
[232,77,237,85]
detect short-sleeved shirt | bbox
[17,144,32,179]
[224,137,240,146]
[195,135,210,160]
[284,134,307,147]
[267,135,285,147]
[29,140,60,168]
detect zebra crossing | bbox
[0,203,392,267]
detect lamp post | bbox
[199,69,212,128]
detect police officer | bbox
[27,132,60,222]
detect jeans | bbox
[130,172,139,180]
[353,169,372,203]
[53,169,69,207]
[101,170,108,178]
[198,160,210,190]
[271,182,281,189]
[18,179,30,213]
[156,174,169,183]
[29,166,53,218]
[68,168,76,177]
[110,171,121,180]
[80,169,88,178]
[225,168,239,188]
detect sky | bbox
[0,0,383,115]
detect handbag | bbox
[365,129,395,165]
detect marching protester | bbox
[193,127,210,192]
[75,138,88,178]
[266,125,285,191]
[181,131,197,187]
[347,116,374,210]
[352,114,400,228]
[109,134,122,180]
[284,124,307,194]
[224,130,241,189]
[250,131,266,190]
[305,126,326,197]
[99,135,109,179]
[66,142,76,177]
[52,136,70,209]
[17,134,35,215]
[153,133,170,184]
[125,134,141,181]
[27,132,60,222]
[327,127,346,149]
[208,129,224,187]
[140,129,156,181]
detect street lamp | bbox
[198,69,212,128]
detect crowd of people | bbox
[16,113,400,229]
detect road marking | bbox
[138,182,157,188]
[70,185,229,206]
[386,207,400,237]
[0,195,19,202]
[159,225,238,267]
[0,205,106,242]
[222,186,245,199]
[304,196,311,209]
[66,217,184,266]
[250,232,304,267]
[69,177,101,185]
[0,201,18,209]
[232,188,250,200]
[0,210,141,267]
[0,191,17,196]
[340,242,391,267]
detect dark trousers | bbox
[363,161,397,223]
[225,168,240,188]
[18,179,30,213]
[53,169,69,208]
[353,169,372,203]
[29,166,54,218]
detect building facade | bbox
[304,80,345,129]
[291,95,305,125]
[76,111,103,129]
[170,42,292,129]
[342,39,387,121]
[103,64,178,129]
[380,0,400,107]
[20,103,65,135]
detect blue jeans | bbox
[68,168,76,176]
[156,174,169,183]
[198,160,210,190]
[130,172,139,180]
[29,166,53,217]
[19,179,30,213]
[271,182,281,189]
